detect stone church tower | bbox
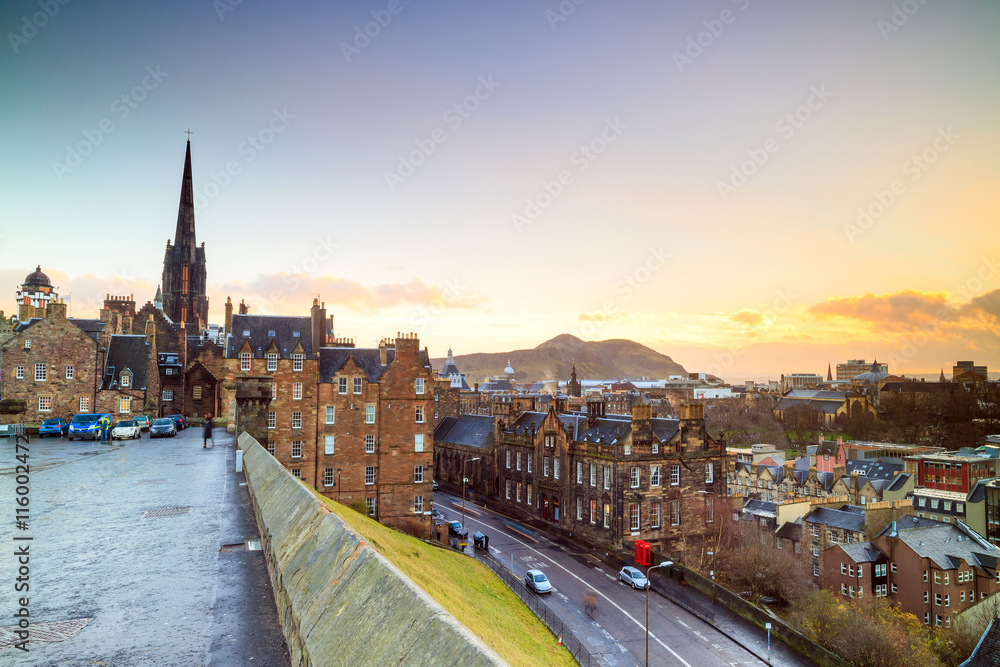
[161,139,208,330]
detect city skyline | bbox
[2,0,998,381]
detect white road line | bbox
[462,515,694,667]
[676,618,691,629]
[693,630,708,642]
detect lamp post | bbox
[645,560,672,667]
[336,468,342,503]
[462,457,480,530]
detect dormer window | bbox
[292,331,300,338]
[242,330,250,337]
[268,330,276,337]
[120,371,132,388]
[24,340,31,350]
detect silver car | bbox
[525,569,552,594]
[619,566,649,589]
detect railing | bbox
[474,550,602,667]
[0,424,25,438]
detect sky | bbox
[2,0,999,383]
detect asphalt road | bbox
[435,490,808,667]
[0,426,289,666]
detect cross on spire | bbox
[185,128,193,138]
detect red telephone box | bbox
[634,540,651,567]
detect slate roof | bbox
[13,317,42,332]
[880,381,955,394]
[777,397,843,414]
[838,542,884,563]
[69,318,106,342]
[776,521,801,542]
[744,499,777,517]
[961,617,1000,667]
[877,515,950,537]
[846,460,903,481]
[101,335,151,390]
[225,314,318,360]
[784,389,850,401]
[319,347,395,383]
[887,472,912,492]
[894,523,1000,572]
[433,414,494,450]
[969,478,1000,504]
[803,506,866,533]
[480,378,515,392]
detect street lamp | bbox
[336,468,342,503]
[646,560,672,667]
[462,457,480,530]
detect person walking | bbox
[203,414,213,448]
[100,414,110,442]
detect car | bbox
[111,420,141,440]
[166,414,187,430]
[447,520,468,538]
[432,479,440,491]
[150,418,177,438]
[619,566,649,590]
[68,413,106,441]
[133,415,152,431]
[38,418,68,438]
[525,569,552,594]
[430,507,444,521]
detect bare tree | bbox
[727,521,812,606]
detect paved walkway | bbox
[0,427,289,666]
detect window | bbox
[670,465,680,486]
[892,583,898,594]
[590,464,596,487]
[267,442,275,456]
[604,503,611,528]
[604,466,610,489]
[353,377,363,394]
[934,572,941,584]
[945,594,950,607]
[651,465,660,487]
[193,385,202,400]
[957,503,964,513]
[65,365,74,379]
[38,396,52,412]
[79,397,89,411]
[875,564,886,577]
[240,352,251,371]
[812,545,819,557]
[651,501,661,528]
[365,498,375,516]
[505,480,510,499]
[290,382,302,400]
[961,591,966,602]
[891,563,897,573]
[706,499,714,523]
[924,570,929,583]
[414,465,424,483]
[527,485,532,505]
[35,363,46,381]
[267,411,276,429]
[630,467,640,488]
[365,435,375,454]
[338,377,348,394]
[415,405,424,423]
[553,458,559,479]
[630,503,640,531]
[291,441,302,458]
[292,331,300,338]
[652,442,659,454]
[935,593,942,606]
[120,373,131,388]
[15,366,24,379]
[293,353,303,371]
[272,382,277,399]
[624,443,631,455]
[267,353,277,372]
[415,378,424,395]
[841,584,847,596]
[924,613,930,625]
[516,482,522,502]
[242,329,251,337]
[944,573,949,585]
[323,468,334,486]
[366,405,375,424]
[577,461,583,484]
[324,436,335,455]
[841,563,847,575]
[706,463,714,483]
[545,435,554,448]
[671,500,680,526]
[813,525,820,538]
[326,406,335,424]
[414,434,424,452]
[365,467,375,485]
[527,456,532,473]
[506,451,511,469]
[291,469,301,479]
[849,586,855,598]
[291,411,302,429]
[165,368,174,376]
[414,495,424,513]
[119,396,130,413]
[814,563,819,577]
[544,456,549,477]
[162,389,173,401]
[517,452,522,471]
[577,497,583,520]
[24,340,30,350]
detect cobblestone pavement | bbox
[0,428,290,666]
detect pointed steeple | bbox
[174,139,196,262]
[939,368,946,382]
[154,284,163,309]
[827,362,832,382]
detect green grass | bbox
[307,487,576,667]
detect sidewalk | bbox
[0,428,290,666]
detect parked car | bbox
[150,418,177,438]
[68,413,106,441]
[525,570,552,594]
[432,479,440,491]
[430,507,445,521]
[133,415,152,431]
[166,414,187,430]
[619,566,649,590]
[38,418,68,437]
[447,520,468,538]
[111,420,141,440]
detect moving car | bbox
[167,414,187,430]
[432,479,440,491]
[111,420,141,440]
[68,413,107,441]
[133,415,152,431]
[38,418,68,437]
[150,418,177,438]
[524,570,552,594]
[447,520,468,538]
[619,566,649,590]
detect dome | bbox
[853,359,890,384]
[23,265,52,287]
[504,360,515,375]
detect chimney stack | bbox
[225,296,234,337]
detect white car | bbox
[111,420,141,440]
[619,566,649,589]
[525,570,552,594]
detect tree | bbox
[705,399,787,447]
[727,521,812,606]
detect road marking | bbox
[676,618,690,629]
[462,514,694,667]
[693,630,708,642]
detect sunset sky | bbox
[2,0,998,382]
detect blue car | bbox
[38,418,68,437]
[68,413,110,441]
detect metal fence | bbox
[475,551,603,667]
[0,424,25,438]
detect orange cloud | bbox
[730,309,764,327]
[966,288,1000,322]
[808,290,961,331]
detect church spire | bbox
[174,138,196,261]
[827,362,832,382]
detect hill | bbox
[432,334,687,385]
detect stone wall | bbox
[238,432,506,667]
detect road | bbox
[435,490,807,667]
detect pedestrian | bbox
[203,413,213,448]
[100,414,110,442]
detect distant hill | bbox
[432,334,688,385]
